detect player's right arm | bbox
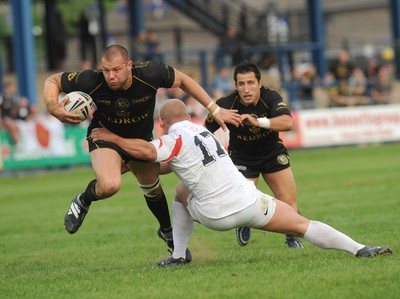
[90,127,158,161]
[43,72,82,124]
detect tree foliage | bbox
[56,0,116,34]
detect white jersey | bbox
[150,120,258,219]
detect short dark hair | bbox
[101,44,130,62]
[233,60,261,83]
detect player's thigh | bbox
[175,182,190,207]
[263,200,309,236]
[127,160,160,184]
[263,167,296,203]
[90,147,123,187]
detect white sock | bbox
[171,200,195,259]
[303,220,364,255]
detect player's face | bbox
[101,57,133,90]
[235,72,262,106]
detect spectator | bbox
[329,49,354,81]
[0,81,21,144]
[213,66,235,95]
[15,97,37,121]
[131,30,147,61]
[329,74,369,108]
[144,29,163,62]
[215,26,243,69]
[348,67,369,102]
[364,57,378,82]
[370,64,394,105]
[79,4,100,69]
[293,63,317,109]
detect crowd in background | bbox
[151,43,397,119]
[0,81,37,146]
[292,48,396,110]
[1,21,398,142]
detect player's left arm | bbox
[171,68,241,131]
[249,88,293,131]
[241,113,293,131]
[90,127,157,161]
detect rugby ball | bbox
[63,91,96,121]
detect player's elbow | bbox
[282,117,294,131]
[136,148,157,161]
[142,152,157,161]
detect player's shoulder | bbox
[61,69,104,92]
[259,86,284,103]
[132,60,174,86]
[132,60,169,75]
[261,86,282,97]
[64,69,102,81]
[216,90,240,109]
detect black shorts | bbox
[87,137,148,164]
[233,153,291,179]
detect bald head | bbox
[159,99,189,128]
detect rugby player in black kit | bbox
[205,60,303,248]
[43,44,241,255]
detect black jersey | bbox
[205,86,291,166]
[61,60,175,141]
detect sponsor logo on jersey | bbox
[67,72,77,81]
[96,99,112,105]
[101,111,150,124]
[237,130,271,141]
[132,95,152,103]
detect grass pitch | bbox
[1,143,399,299]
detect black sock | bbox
[144,191,171,232]
[80,179,100,207]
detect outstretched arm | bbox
[172,68,242,131]
[241,114,293,131]
[90,127,157,161]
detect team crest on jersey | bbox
[277,154,289,165]
[115,98,130,117]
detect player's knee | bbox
[98,180,121,196]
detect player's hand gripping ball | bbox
[63,91,96,121]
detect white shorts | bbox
[187,191,276,231]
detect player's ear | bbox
[127,60,133,69]
[159,117,165,128]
